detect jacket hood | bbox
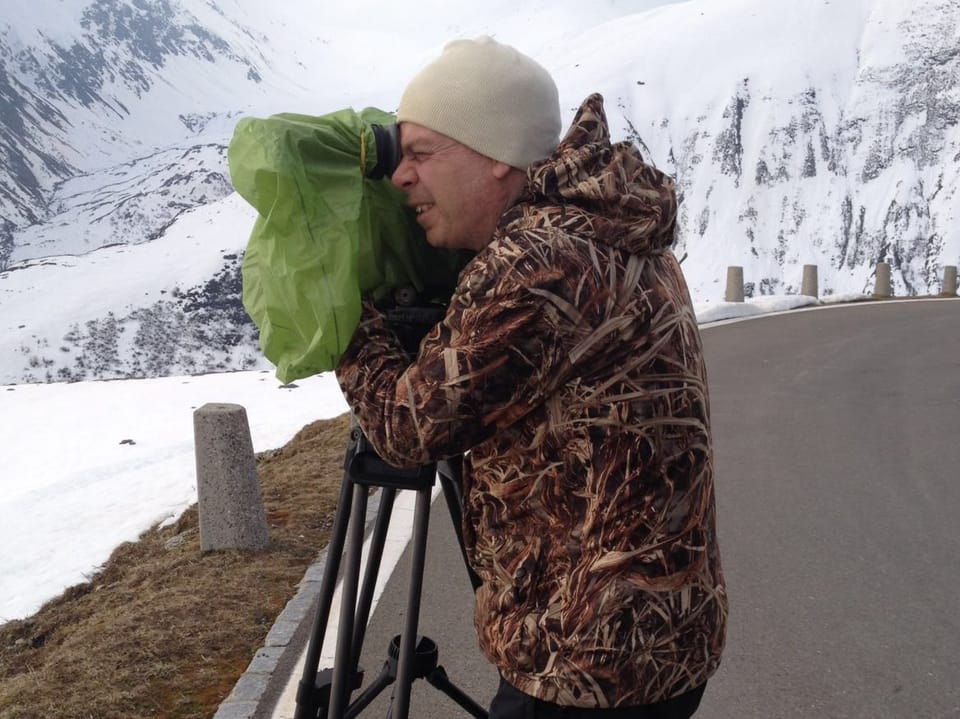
[512,93,678,256]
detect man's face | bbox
[391,123,515,252]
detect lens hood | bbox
[369,123,400,179]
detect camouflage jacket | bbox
[336,93,727,707]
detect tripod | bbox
[293,424,488,719]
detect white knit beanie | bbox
[397,36,561,169]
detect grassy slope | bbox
[0,412,351,719]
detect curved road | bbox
[282,299,960,719]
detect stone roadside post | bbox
[874,262,892,298]
[943,265,958,296]
[194,402,270,552]
[725,266,745,302]
[801,264,819,298]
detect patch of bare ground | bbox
[0,412,352,719]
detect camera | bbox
[375,286,447,357]
[368,123,401,179]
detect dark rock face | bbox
[36,255,261,384]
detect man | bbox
[336,36,727,718]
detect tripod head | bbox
[345,426,436,491]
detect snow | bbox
[0,294,823,623]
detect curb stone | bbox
[213,489,384,719]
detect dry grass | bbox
[0,412,353,719]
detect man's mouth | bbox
[415,204,434,215]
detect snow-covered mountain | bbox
[1,0,957,385]
[556,0,959,299]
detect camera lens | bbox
[368,123,400,179]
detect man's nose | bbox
[391,156,416,190]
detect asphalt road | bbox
[305,299,960,719]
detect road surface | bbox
[279,299,960,719]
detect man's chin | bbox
[424,230,448,249]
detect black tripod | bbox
[293,424,488,719]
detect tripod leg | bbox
[427,666,489,719]
[294,469,354,719]
[389,483,434,719]
[327,481,370,718]
[349,486,397,670]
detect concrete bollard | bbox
[943,265,958,296]
[194,403,270,552]
[725,266,744,302]
[801,264,819,298]
[874,262,892,298]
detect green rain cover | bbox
[228,107,469,383]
